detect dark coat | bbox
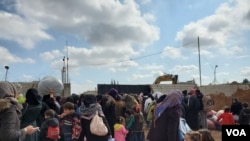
[42,95,60,114]
[79,115,111,141]
[21,103,42,128]
[0,99,26,141]
[230,102,243,115]
[147,105,181,141]
[37,102,50,127]
[238,108,250,125]
[21,103,42,141]
[100,95,116,137]
[186,95,202,130]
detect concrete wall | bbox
[199,84,250,96]
[151,84,197,94]
[14,81,250,98]
[151,84,250,96]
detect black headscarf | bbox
[25,88,41,105]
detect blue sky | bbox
[0,0,249,94]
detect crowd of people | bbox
[0,79,250,141]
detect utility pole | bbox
[4,66,9,81]
[66,41,69,84]
[213,65,218,84]
[198,37,202,86]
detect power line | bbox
[88,50,163,66]
[130,51,163,61]
[87,40,195,66]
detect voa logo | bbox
[226,129,246,136]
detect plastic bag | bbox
[38,76,63,96]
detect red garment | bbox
[217,112,235,125]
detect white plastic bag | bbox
[38,76,63,96]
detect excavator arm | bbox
[154,74,178,84]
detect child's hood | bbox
[47,117,59,127]
[114,123,124,131]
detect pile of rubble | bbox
[210,88,250,111]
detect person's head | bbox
[83,94,97,107]
[242,102,248,108]
[163,90,182,107]
[25,88,40,105]
[0,81,17,98]
[232,98,239,103]
[71,93,79,104]
[108,88,119,100]
[116,94,123,101]
[63,102,75,114]
[156,94,167,103]
[116,116,126,125]
[44,109,55,119]
[184,131,202,141]
[182,90,188,97]
[155,90,182,119]
[65,96,74,103]
[189,89,196,95]
[224,106,231,113]
[124,110,132,117]
[96,94,103,103]
[198,128,215,141]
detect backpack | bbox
[47,126,60,140]
[203,95,214,112]
[72,115,82,139]
[90,111,108,136]
[146,102,155,121]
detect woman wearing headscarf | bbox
[79,94,112,141]
[20,88,42,141]
[0,81,38,141]
[147,90,182,141]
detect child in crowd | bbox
[184,131,202,141]
[217,106,235,125]
[126,108,144,141]
[40,109,60,141]
[125,110,134,141]
[198,128,215,141]
[59,102,81,141]
[114,116,129,141]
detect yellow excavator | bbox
[153,74,178,84]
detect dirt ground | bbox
[144,128,222,141]
[203,88,250,141]
[211,130,222,141]
[209,88,250,111]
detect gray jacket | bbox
[0,99,26,141]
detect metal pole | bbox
[198,37,202,86]
[66,41,69,84]
[214,65,218,84]
[4,66,9,81]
